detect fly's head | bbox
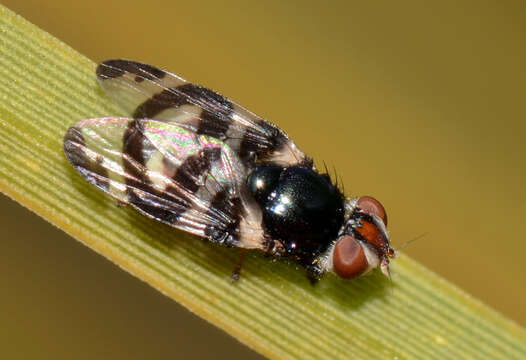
[323,196,395,280]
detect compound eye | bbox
[357,196,387,226]
[333,235,369,279]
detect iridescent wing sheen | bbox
[63,117,265,249]
[96,59,310,167]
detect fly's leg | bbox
[230,248,247,282]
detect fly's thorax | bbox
[247,164,345,264]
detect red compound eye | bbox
[333,235,369,279]
[357,196,387,226]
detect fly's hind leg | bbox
[230,248,247,282]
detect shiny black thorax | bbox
[248,165,345,265]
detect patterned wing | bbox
[96,59,310,167]
[63,117,265,249]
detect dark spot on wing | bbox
[122,120,189,224]
[170,147,221,194]
[133,84,234,138]
[122,119,148,182]
[63,126,109,192]
[204,189,243,245]
[93,156,110,191]
[238,119,288,161]
[184,85,234,137]
[197,109,232,138]
[97,59,167,81]
[178,84,234,116]
[127,191,184,225]
[64,126,89,170]
[133,88,185,118]
[96,62,125,79]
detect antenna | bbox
[394,232,427,252]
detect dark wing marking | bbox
[64,117,265,249]
[96,59,310,167]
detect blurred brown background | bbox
[1,1,525,359]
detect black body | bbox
[248,165,345,266]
